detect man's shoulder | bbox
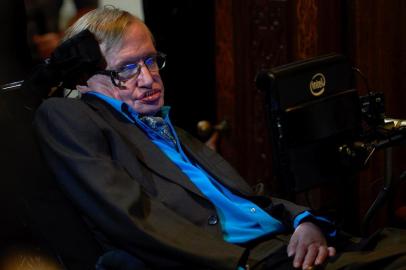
[37,96,104,116]
[39,97,85,109]
[35,97,95,126]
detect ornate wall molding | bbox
[295,0,318,59]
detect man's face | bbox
[102,22,164,115]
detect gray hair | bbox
[63,6,152,55]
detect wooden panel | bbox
[214,0,239,167]
[214,0,346,191]
[348,0,406,232]
[215,0,290,191]
[293,0,345,59]
[233,0,290,190]
[294,0,318,59]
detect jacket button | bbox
[208,215,218,225]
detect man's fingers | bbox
[314,246,328,265]
[287,236,298,257]
[328,246,336,257]
[302,244,318,269]
[293,243,306,268]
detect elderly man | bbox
[34,7,406,270]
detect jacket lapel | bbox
[83,96,206,198]
[176,128,254,197]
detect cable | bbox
[352,67,372,95]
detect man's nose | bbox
[137,65,154,87]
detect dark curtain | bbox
[143,0,216,135]
[0,0,32,84]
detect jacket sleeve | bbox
[269,197,336,238]
[34,98,247,270]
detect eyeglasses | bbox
[97,52,166,87]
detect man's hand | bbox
[287,222,336,269]
[77,74,138,109]
[77,75,120,99]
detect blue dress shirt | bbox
[86,92,335,244]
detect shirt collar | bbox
[86,91,171,120]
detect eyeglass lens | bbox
[117,54,166,81]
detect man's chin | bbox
[132,102,164,115]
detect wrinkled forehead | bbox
[103,22,156,68]
[122,22,154,48]
[101,20,154,54]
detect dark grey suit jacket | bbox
[34,95,308,269]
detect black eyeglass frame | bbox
[96,52,166,87]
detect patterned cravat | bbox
[139,116,176,145]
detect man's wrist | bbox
[293,211,337,239]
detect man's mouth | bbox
[139,89,161,103]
